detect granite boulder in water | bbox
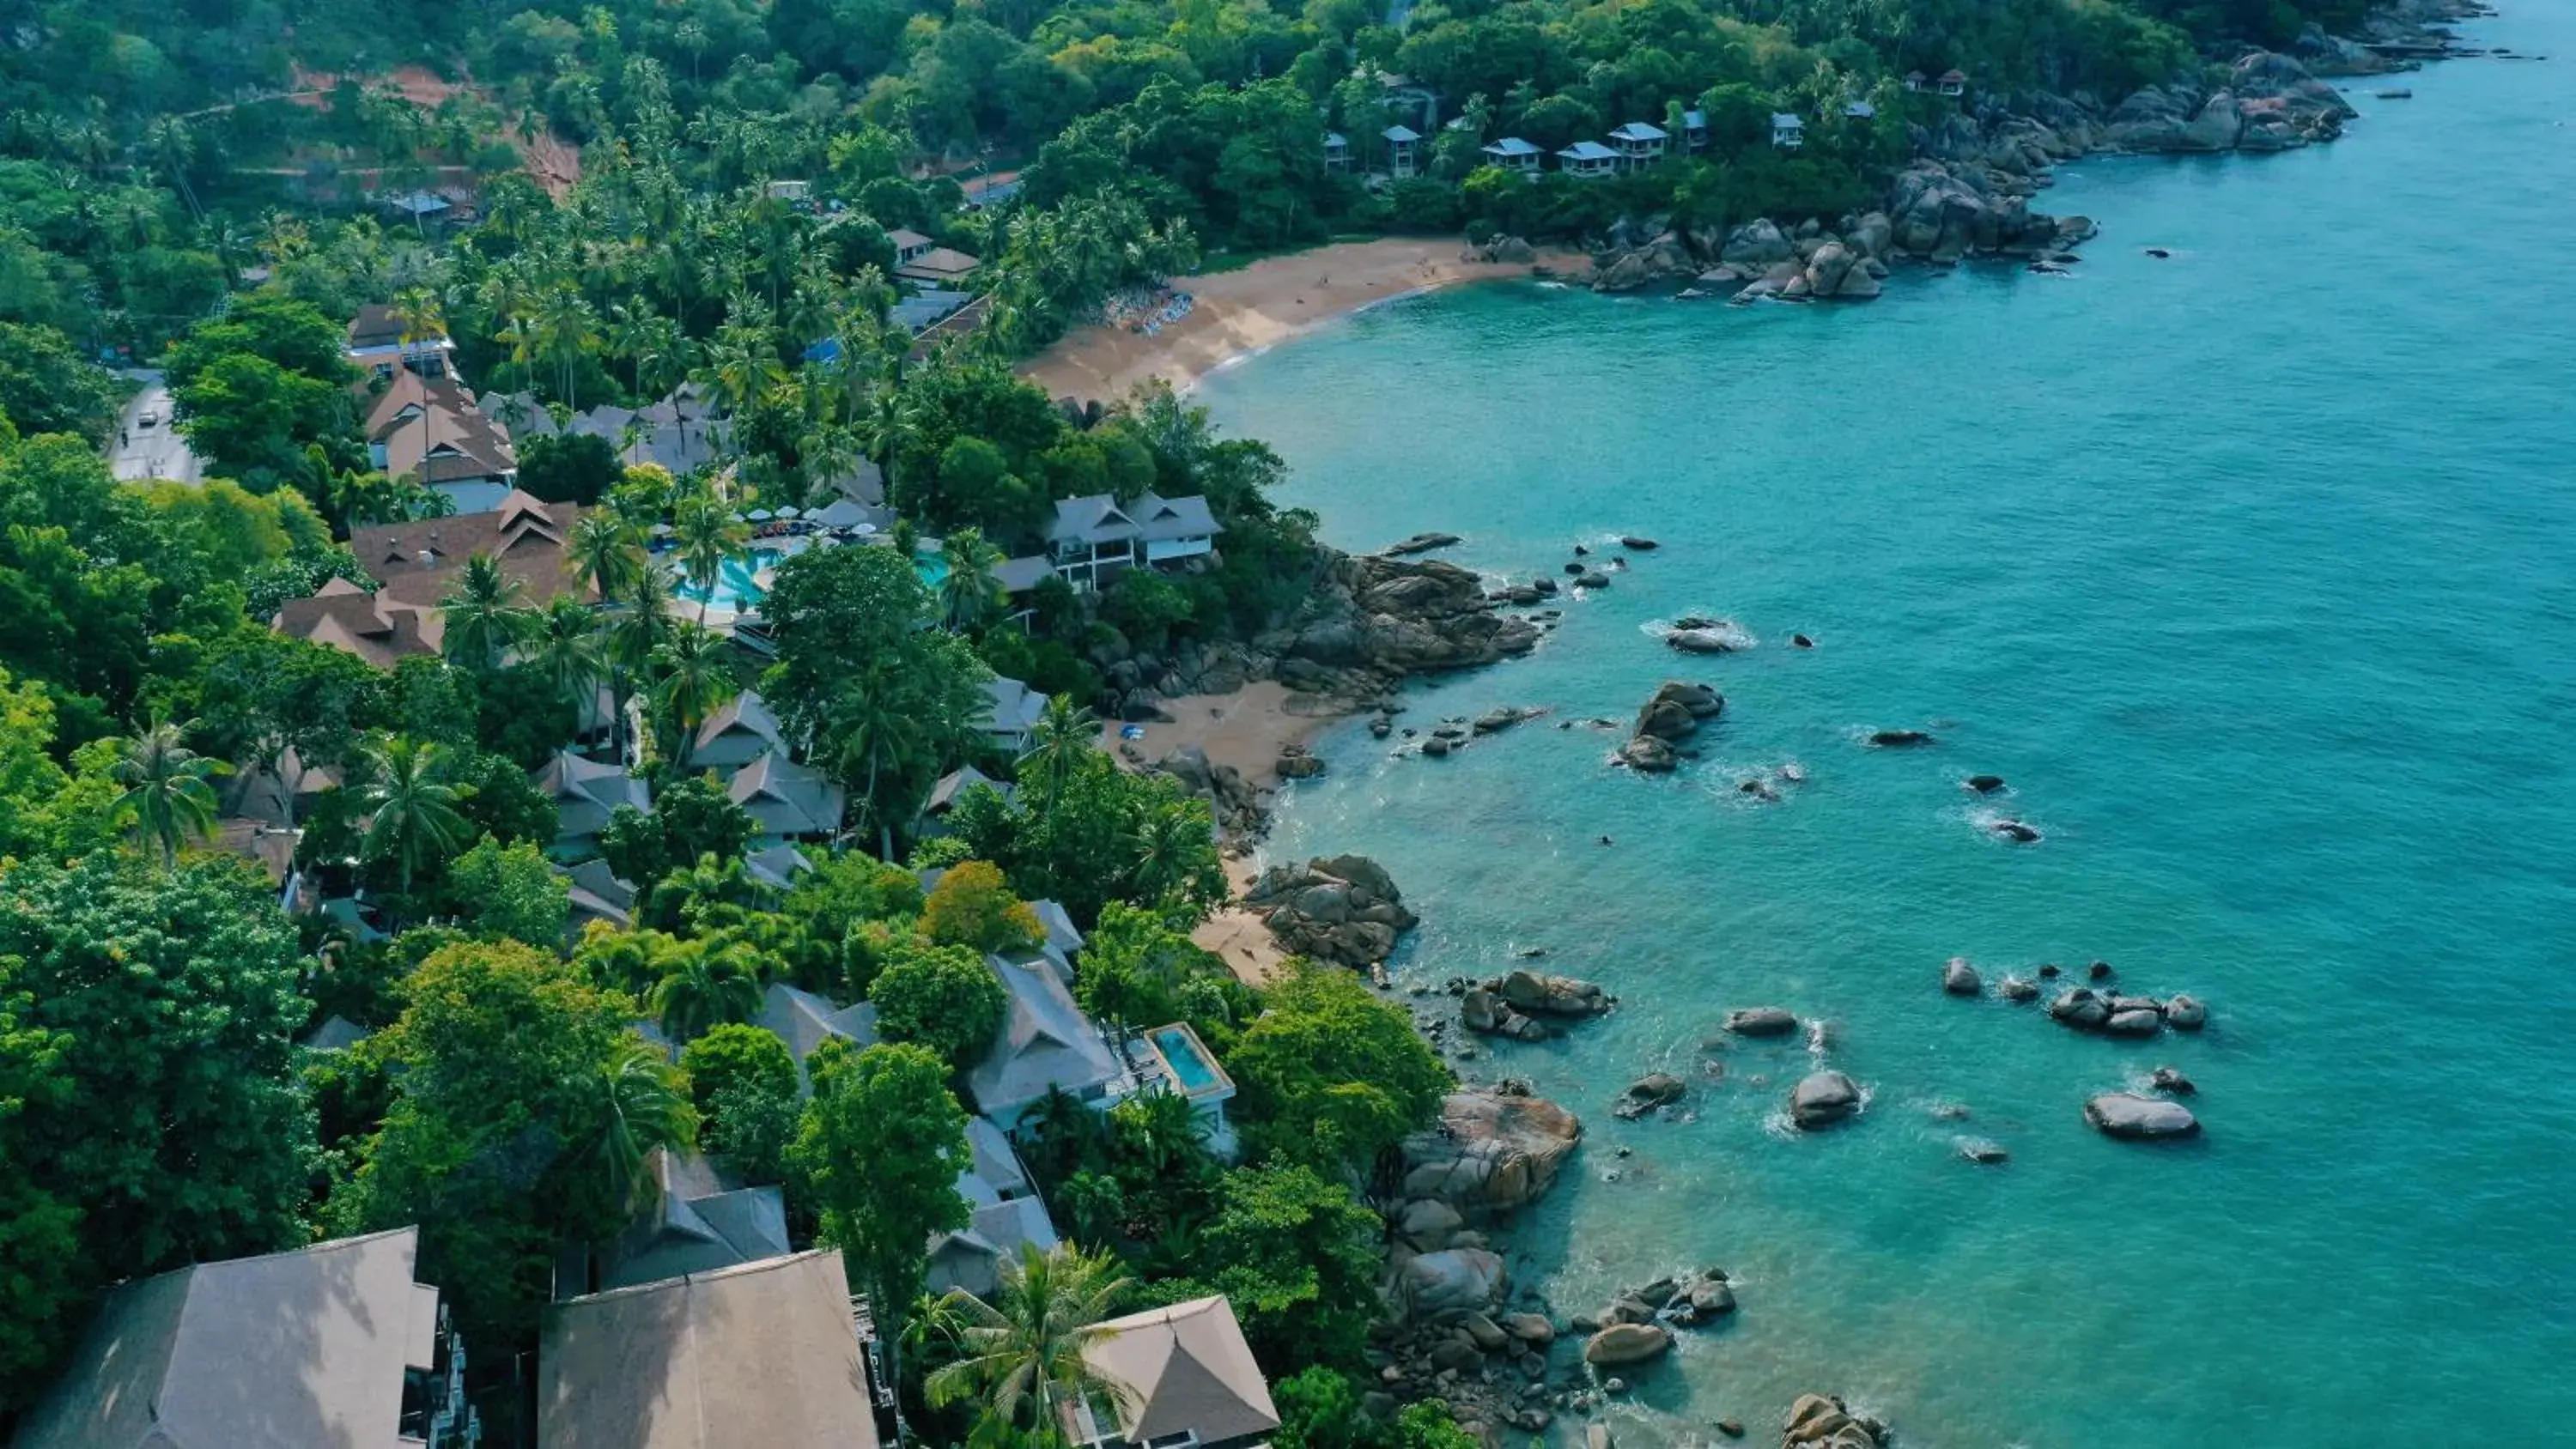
[1789,1070,1862,1130]
[2085,1092,2201,1140]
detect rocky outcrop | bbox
[1789,1070,1862,1130]
[1402,1086,1583,1217]
[1461,968,1611,1043]
[1783,1394,1889,1448]
[2105,53,2355,154]
[1260,551,1542,699]
[1721,1006,1800,1038]
[1582,1322,1673,1367]
[1941,957,1983,996]
[2048,987,2210,1037]
[1619,681,1723,773]
[1153,744,1268,836]
[1243,854,1418,968]
[1382,531,1461,556]
[1665,617,1756,653]
[2085,1091,2202,1140]
[1885,160,2087,262]
[1613,1072,1687,1121]
[1393,1246,1509,1320]
[1592,231,1699,293]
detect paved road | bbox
[108,371,203,485]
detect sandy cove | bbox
[1097,681,1361,985]
[1021,237,1588,403]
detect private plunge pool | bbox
[1148,1023,1231,1098]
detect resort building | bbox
[1040,491,1220,591]
[926,763,1013,824]
[1771,112,1807,149]
[562,857,636,931]
[1557,141,1619,179]
[1067,1297,1281,1449]
[896,242,983,288]
[15,1227,477,1449]
[971,949,1128,1129]
[273,576,444,667]
[690,689,792,771]
[355,490,591,608]
[557,1148,793,1299]
[744,841,815,893]
[1938,68,1969,96]
[757,980,882,1090]
[535,749,650,857]
[364,369,519,514]
[1382,124,1422,179]
[346,302,456,379]
[540,1250,891,1449]
[1323,132,1351,172]
[1905,70,1928,92]
[1681,109,1710,151]
[1844,100,1878,120]
[726,750,847,844]
[1608,120,1669,167]
[484,385,734,478]
[981,676,1048,754]
[1481,136,1542,175]
[889,227,937,266]
[762,179,812,203]
[928,1119,1062,1299]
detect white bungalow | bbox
[1323,132,1351,172]
[1771,112,1807,149]
[1045,494,1142,590]
[1133,491,1218,566]
[1904,70,1928,93]
[1937,68,1969,97]
[1556,140,1619,179]
[1480,136,1542,175]
[1607,120,1668,167]
[1382,124,1422,179]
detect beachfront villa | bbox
[1382,124,1422,179]
[1557,140,1619,179]
[15,1228,477,1449]
[1481,136,1542,174]
[1324,131,1351,171]
[1771,112,1807,149]
[1039,490,1219,591]
[1608,120,1669,167]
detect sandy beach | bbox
[1022,237,1588,403]
[1099,681,1363,985]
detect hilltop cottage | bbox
[1771,112,1807,149]
[1481,136,1542,175]
[1557,141,1619,179]
[1607,120,1668,167]
[1382,124,1422,179]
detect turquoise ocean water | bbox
[1194,12,2576,1446]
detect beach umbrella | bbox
[747,508,775,522]
[775,506,802,518]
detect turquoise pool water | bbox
[1197,11,2576,1445]
[674,547,782,610]
[1152,1026,1225,1094]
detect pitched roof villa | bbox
[352,489,590,609]
[272,575,444,667]
[1072,1296,1281,1449]
[15,1227,475,1449]
[540,1249,885,1449]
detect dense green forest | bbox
[0,0,2381,1439]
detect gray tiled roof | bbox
[966,953,1121,1120]
[1044,494,1140,546]
[15,1228,439,1449]
[1132,492,1218,543]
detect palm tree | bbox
[651,623,740,773]
[355,736,475,900]
[1019,697,1098,812]
[827,670,932,860]
[109,721,229,870]
[649,936,766,1042]
[670,488,750,624]
[579,1036,697,1216]
[938,526,1008,633]
[924,1244,1139,1449]
[1128,803,1210,908]
[439,553,538,672]
[536,285,601,409]
[528,594,611,730]
[605,562,680,760]
[568,511,644,602]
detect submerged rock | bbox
[1868,729,1933,747]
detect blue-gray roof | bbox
[1845,100,1877,118]
[1558,141,1619,161]
[1773,112,1805,127]
[1683,109,1707,127]
[1609,121,1668,142]
[1483,136,1540,157]
[1383,124,1421,143]
[1325,131,1348,147]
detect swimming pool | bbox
[1150,1024,1228,1096]
[674,548,782,611]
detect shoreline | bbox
[1099,681,1360,984]
[1019,237,1589,403]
